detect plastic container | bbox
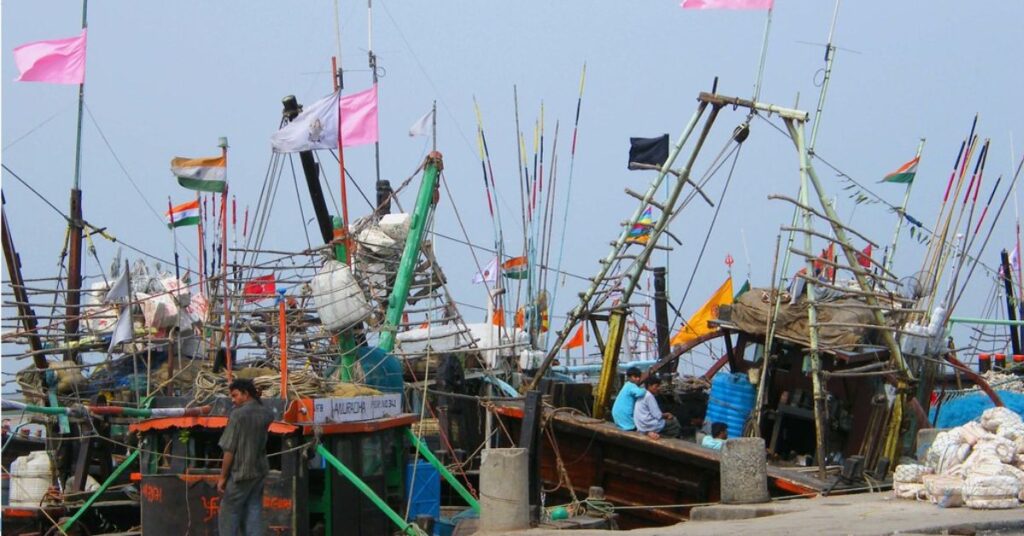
[978,353,991,373]
[404,461,440,526]
[705,372,756,440]
[9,451,52,506]
[994,354,1006,370]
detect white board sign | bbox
[312,394,402,424]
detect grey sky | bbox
[2,1,1022,376]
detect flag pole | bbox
[219,138,232,382]
[886,138,927,273]
[65,0,89,358]
[167,197,181,283]
[197,193,205,296]
[432,100,437,152]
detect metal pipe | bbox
[61,449,140,532]
[316,444,423,535]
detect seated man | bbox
[611,367,646,431]
[701,421,728,450]
[633,376,682,439]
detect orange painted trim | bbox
[130,472,141,482]
[176,474,219,484]
[129,416,297,435]
[771,476,817,496]
[2,507,57,518]
[301,413,418,435]
[491,405,524,418]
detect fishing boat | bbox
[486,80,1023,527]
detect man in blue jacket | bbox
[611,367,646,430]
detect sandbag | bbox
[922,474,964,508]
[892,481,925,500]
[963,474,1020,509]
[310,261,373,331]
[894,463,932,484]
[980,406,1022,433]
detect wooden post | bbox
[519,390,543,525]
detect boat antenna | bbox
[807,0,841,154]
[750,2,774,103]
[368,0,382,185]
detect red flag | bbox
[562,325,585,350]
[857,244,873,268]
[243,274,276,303]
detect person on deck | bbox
[611,367,647,431]
[701,421,728,450]
[218,379,275,536]
[634,376,682,439]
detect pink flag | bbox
[339,84,379,147]
[12,29,87,84]
[681,0,773,9]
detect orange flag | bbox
[563,325,585,350]
[670,277,732,346]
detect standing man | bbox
[634,376,682,440]
[611,367,647,431]
[218,379,274,535]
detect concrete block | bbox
[479,448,530,532]
[720,437,770,504]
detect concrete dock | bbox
[486,492,1024,535]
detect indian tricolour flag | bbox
[502,256,529,280]
[166,199,200,228]
[171,155,227,193]
[882,156,920,184]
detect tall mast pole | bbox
[368,0,381,186]
[750,2,774,102]
[65,0,89,360]
[886,138,927,273]
[220,138,232,383]
[807,0,841,154]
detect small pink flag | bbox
[339,84,379,147]
[12,29,87,84]
[681,0,773,9]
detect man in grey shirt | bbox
[218,378,274,535]
[633,376,682,440]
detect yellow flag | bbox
[670,277,732,346]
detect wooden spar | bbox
[769,195,880,248]
[784,117,911,378]
[752,232,784,434]
[794,121,828,481]
[807,0,842,153]
[2,193,46,366]
[593,308,628,418]
[377,153,443,353]
[529,97,715,390]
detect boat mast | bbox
[368,0,382,186]
[65,0,89,361]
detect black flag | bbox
[628,134,669,169]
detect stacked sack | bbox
[893,407,1024,509]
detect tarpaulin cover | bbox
[729,287,879,348]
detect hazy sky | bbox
[2,1,1022,375]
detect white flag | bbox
[1012,246,1020,272]
[107,306,133,353]
[104,269,130,303]
[408,108,434,137]
[472,257,498,284]
[271,92,339,153]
